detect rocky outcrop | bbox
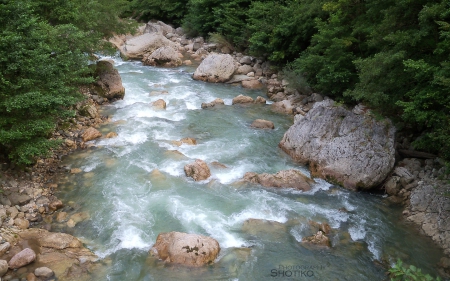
[279,100,396,190]
[143,46,182,67]
[184,159,211,181]
[120,33,175,59]
[250,119,274,129]
[149,232,220,267]
[193,54,236,83]
[242,169,314,191]
[94,61,125,100]
[242,80,263,89]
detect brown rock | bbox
[26,273,37,281]
[49,200,63,211]
[39,232,83,249]
[184,159,211,181]
[250,119,274,129]
[302,231,331,247]
[201,98,225,109]
[0,242,11,256]
[308,221,332,234]
[0,259,7,277]
[152,99,167,110]
[232,95,254,105]
[254,96,266,104]
[143,46,182,67]
[172,137,197,146]
[242,169,314,191]
[149,232,220,267]
[14,218,29,229]
[35,267,54,279]
[70,168,82,174]
[242,80,263,89]
[105,132,118,138]
[8,248,36,269]
[95,61,125,100]
[81,127,102,142]
[56,212,68,222]
[271,100,294,114]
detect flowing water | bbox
[54,57,444,280]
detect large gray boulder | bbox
[279,100,395,190]
[121,33,175,59]
[193,54,236,83]
[149,232,220,267]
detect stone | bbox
[385,176,401,196]
[247,72,255,77]
[143,46,182,67]
[152,99,167,110]
[8,248,36,269]
[254,96,266,104]
[271,100,294,114]
[69,212,90,224]
[105,132,118,138]
[239,56,253,65]
[121,33,175,59]
[236,65,254,75]
[302,231,331,247]
[70,168,82,174]
[14,218,29,229]
[94,61,125,100]
[34,267,54,279]
[172,137,197,146]
[144,21,174,35]
[225,75,254,84]
[49,200,63,211]
[232,95,253,105]
[149,232,220,267]
[81,127,102,142]
[79,104,98,119]
[149,90,168,96]
[26,273,37,281]
[183,60,192,66]
[242,219,286,240]
[7,194,31,206]
[279,100,396,190]
[242,169,314,191]
[0,260,7,277]
[250,119,274,129]
[39,232,82,249]
[184,159,211,181]
[242,80,263,89]
[56,212,68,222]
[308,221,332,234]
[201,98,225,109]
[0,242,11,256]
[193,54,236,83]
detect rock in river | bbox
[149,232,220,267]
[279,100,395,190]
[193,54,236,83]
[184,159,211,181]
[242,169,314,191]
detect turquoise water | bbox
[55,57,444,280]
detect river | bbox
[53,56,443,280]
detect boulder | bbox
[144,21,174,35]
[237,65,254,75]
[201,98,225,109]
[35,267,54,279]
[0,242,11,256]
[254,96,266,104]
[0,260,7,277]
[8,248,36,269]
[250,119,274,129]
[172,137,197,146]
[232,95,253,105]
[193,54,236,83]
[105,132,118,138]
[121,33,175,59]
[242,169,314,191]
[94,61,125,100]
[152,99,167,110]
[149,232,220,267]
[271,100,294,114]
[279,100,396,190]
[302,231,330,247]
[242,80,263,89]
[143,46,182,67]
[79,104,98,119]
[81,127,102,142]
[239,56,253,65]
[39,232,83,249]
[184,159,211,181]
[14,218,29,229]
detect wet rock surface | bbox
[242,169,314,191]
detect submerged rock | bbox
[279,100,395,190]
[184,159,211,181]
[193,54,236,83]
[81,127,102,142]
[149,231,220,267]
[201,98,225,109]
[302,231,331,247]
[242,169,314,191]
[250,119,274,129]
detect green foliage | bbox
[0,0,132,165]
[389,259,441,281]
[127,0,188,25]
[208,33,235,51]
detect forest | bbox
[1,0,450,166]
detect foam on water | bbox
[349,219,367,241]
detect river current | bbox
[54,57,443,280]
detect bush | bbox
[389,259,441,281]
